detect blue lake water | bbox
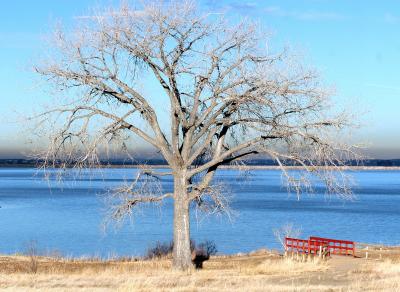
[0,168,399,258]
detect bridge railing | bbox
[285,237,310,254]
[285,236,355,257]
[309,236,355,256]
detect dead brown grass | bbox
[348,259,400,290]
[0,249,399,291]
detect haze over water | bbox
[0,168,399,258]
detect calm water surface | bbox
[0,168,399,257]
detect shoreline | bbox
[1,164,400,171]
[0,241,398,261]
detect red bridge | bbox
[285,236,355,257]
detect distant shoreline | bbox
[91,164,400,171]
[1,164,400,171]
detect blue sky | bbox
[0,0,399,158]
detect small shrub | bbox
[196,240,218,257]
[145,241,174,259]
[24,240,39,274]
[273,222,302,250]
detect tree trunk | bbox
[172,172,192,270]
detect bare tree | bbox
[33,0,356,270]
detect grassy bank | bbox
[1,247,400,291]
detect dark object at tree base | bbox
[191,250,210,269]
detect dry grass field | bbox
[0,247,399,291]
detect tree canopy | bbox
[34,0,357,269]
